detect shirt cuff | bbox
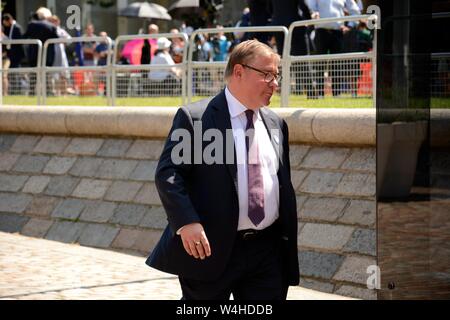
[176,226,184,235]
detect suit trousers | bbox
[314,28,344,97]
[179,223,288,300]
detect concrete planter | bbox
[377,121,428,198]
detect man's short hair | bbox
[2,13,13,21]
[224,40,280,80]
[36,7,52,20]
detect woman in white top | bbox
[148,37,182,81]
[48,15,73,95]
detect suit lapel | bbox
[211,91,238,193]
[259,107,284,168]
[260,108,289,227]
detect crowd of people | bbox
[1,1,375,98]
[234,0,373,98]
[181,0,373,97]
[1,7,113,96]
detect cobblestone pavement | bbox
[0,232,353,300]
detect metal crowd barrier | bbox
[111,32,189,106]
[0,39,43,104]
[1,16,381,107]
[431,52,450,98]
[186,26,289,104]
[283,14,378,107]
[42,36,113,105]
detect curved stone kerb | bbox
[0,105,376,146]
[278,108,375,146]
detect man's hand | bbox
[311,11,320,19]
[179,223,212,260]
[341,25,351,34]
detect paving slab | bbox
[0,232,354,300]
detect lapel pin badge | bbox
[274,135,279,144]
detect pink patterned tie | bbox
[245,110,265,226]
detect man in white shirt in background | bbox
[306,0,361,97]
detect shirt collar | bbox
[225,86,261,120]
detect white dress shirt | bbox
[225,87,280,231]
[306,0,361,29]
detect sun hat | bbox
[157,37,172,50]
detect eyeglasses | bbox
[241,64,282,84]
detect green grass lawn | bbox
[3,95,448,108]
[431,97,450,108]
[2,94,374,108]
[272,95,373,108]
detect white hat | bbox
[157,37,171,50]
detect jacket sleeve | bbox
[281,119,292,181]
[305,0,318,13]
[155,107,201,235]
[298,0,312,20]
[13,26,23,39]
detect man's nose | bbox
[270,78,279,88]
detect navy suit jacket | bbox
[24,19,58,67]
[4,23,25,67]
[146,90,300,285]
[269,0,311,25]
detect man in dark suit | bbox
[269,0,311,56]
[268,0,314,97]
[146,40,299,300]
[2,14,25,68]
[23,7,58,67]
[2,13,25,95]
[23,7,58,95]
[246,0,272,43]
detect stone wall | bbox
[0,106,377,299]
[291,144,376,299]
[0,134,166,257]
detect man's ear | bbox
[233,64,243,79]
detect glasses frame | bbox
[240,63,282,84]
